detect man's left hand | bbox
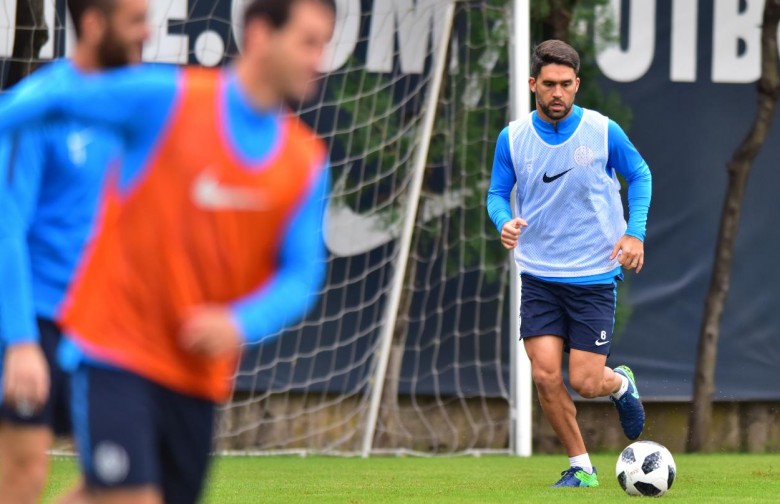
[610,235,645,273]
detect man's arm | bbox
[0,130,50,411]
[607,120,652,272]
[0,64,179,139]
[230,166,331,343]
[0,131,44,345]
[607,120,652,241]
[487,127,527,249]
[486,127,516,232]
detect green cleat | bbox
[552,466,599,488]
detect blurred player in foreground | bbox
[0,1,147,502]
[487,40,652,488]
[0,0,334,502]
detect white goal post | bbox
[509,0,533,458]
[360,0,458,458]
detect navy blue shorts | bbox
[520,274,617,355]
[71,364,216,504]
[0,318,72,435]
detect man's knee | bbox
[0,453,49,504]
[0,425,51,500]
[532,365,563,391]
[570,374,602,399]
[1,447,49,481]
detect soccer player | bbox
[0,0,334,502]
[0,1,147,502]
[487,40,652,488]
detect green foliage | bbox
[326,0,636,314]
[324,64,417,230]
[325,2,515,283]
[423,2,513,280]
[569,0,633,130]
[530,0,632,129]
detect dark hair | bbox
[531,40,580,78]
[67,0,116,38]
[244,0,336,29]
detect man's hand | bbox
[500,218,528,250]
[610,235,645,273]
[180,306,244,357]
[2,343,49,417]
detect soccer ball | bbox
[615,441,676,497]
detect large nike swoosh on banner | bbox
[324,168,476,257]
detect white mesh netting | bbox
[0,0,516,455]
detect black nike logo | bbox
[542,168,573,183]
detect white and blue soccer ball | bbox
[615,441,676,497]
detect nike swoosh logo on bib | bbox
[192,169,269,211]
[542,168,573,183]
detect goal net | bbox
[0,0,518,456]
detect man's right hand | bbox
[2,343,49,417]
[500,217,528,249]
[180,306,243,358]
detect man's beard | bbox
[537,96,572,121]
[97,31,131,69]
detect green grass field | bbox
[43,453,778,503]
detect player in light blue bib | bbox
[487,40,652,488]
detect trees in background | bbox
[688,0,780,452]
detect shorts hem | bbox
[567,343,611,356]
[84,479,160,492]
[0,411,49,428]
[519,332,566,340]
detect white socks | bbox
[612,373,629,399]
[569,453,593,473]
